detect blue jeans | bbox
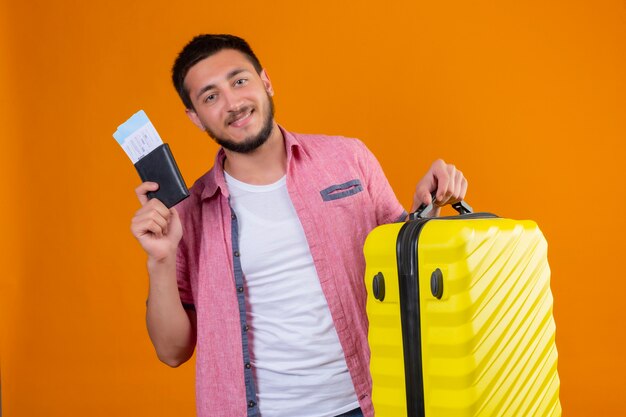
[335,408,364,417]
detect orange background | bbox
[1,0,625,415]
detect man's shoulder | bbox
[289,130,364,146]
[288,130,368,157]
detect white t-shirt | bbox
[225,172,359,417]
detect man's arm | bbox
[131,182,196,367]
[410,159,468,217]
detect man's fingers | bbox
[459,175,468,202]
[423,191,434,207]
[149,211,169,232]
[131,202,172,240]
[443,164,459,204]
[132,214,163,237]
[145,218,165,238]
[135,182,160,206]
[145,198,170,219]
[433,162,452,206]
[428,160,468,206]
[169,207,181,225]
[413,159,469,214]
[453,171,466,203]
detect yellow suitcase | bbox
[364,200,561,416]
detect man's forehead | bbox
[184,49,256,89]
[191,50,254,76]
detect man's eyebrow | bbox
[195,68,250,100]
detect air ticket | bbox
[113,110,163,164]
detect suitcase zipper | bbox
[396,213,497,417]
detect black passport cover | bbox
[134,143,189,208]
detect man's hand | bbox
[131,182,183,262]
[411,159,468,217]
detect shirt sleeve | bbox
[175,203,196,310]
[356,139,408,225]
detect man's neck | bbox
[222,123,287,185]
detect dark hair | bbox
[172,34,263,109]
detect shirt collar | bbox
[199,124,305,201]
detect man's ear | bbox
[185,108,206,131]
[260,69,274,97]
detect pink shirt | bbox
[175,126,406,417]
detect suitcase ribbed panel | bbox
[419,219,561,416]
[364,216,561,417]
[365,222,409,416]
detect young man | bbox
[131,34,467,417]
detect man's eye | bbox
[235,78,248,86]
[204,94,216,103]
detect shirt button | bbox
[248,400,256,408]
[237,286,244,293]
[231,213,236,219]
[245,362,251,369]
[234,251,240,257]
[244,324,249,332]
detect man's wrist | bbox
[147,254,177,270]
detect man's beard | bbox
[206,94,275,154]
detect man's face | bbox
[184,49,276,154]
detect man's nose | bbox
[223,88,244,111]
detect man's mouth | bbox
[228,108,254,128]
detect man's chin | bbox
[214,131,271,154]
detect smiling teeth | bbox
[231,110,252,125]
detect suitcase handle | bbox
[409,192,473,220]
